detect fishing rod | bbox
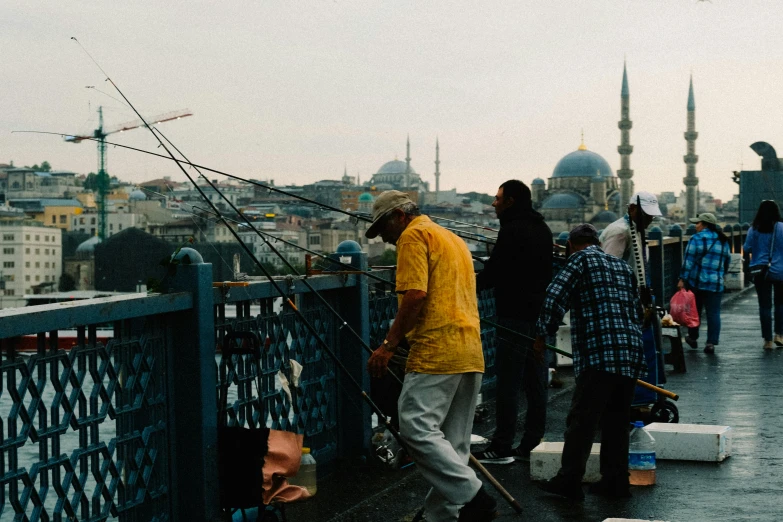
[146,122,524,515]
[70,39,522,513]
[480,316,679,401]
[431,215,499,233]
[15,128,503,249]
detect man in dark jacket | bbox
[472,179,554,464]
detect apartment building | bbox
[0,220,63,309]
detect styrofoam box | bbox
[727,253,743,273]
[724,271,744,291]
[530,442,601,483]
[645,422,732,462]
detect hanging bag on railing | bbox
[750,223,777,282]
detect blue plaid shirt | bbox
[536,245,646,379]
[679,229,731,293]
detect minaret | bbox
[684,75,699,218]
[434,138,441,196]
[617,61,634,206]
[404,135,411,189]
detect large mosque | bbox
[531,63,700,233]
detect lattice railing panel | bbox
[0,328,169,522]
[215,302,338,461]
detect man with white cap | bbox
[365,190,496,521]
[599,191,663,275]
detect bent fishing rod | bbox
[178,203,675,401]
[431,215,499,233]
[71,40,521,512]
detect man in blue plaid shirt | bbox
[534,224,646,501]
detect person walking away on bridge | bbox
[535,224,646,501]
[471,180,553,465]
[366,190,497,522]
[678,213,731,354]
[743,200,783,350]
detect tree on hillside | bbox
[461,191,494,205]
[83,173,99,191]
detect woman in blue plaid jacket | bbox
[678,212,732,354]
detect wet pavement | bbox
[285,287,783,521]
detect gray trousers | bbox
[398,372,483,522]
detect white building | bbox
[238,226,307,268]
[0,220,62,309]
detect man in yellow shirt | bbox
[366,191,495,522]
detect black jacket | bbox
[477,204,553,321]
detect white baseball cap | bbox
[630,191,662,217]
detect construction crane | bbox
[65,106,193,239]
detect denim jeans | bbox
[754,275,783,341]
[558,368,636,483]
[688,290,723,345]
[491,318,549,451]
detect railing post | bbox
[332,243,373,457]
[648,227,665,308]
[164,247,220,521]
[742,223,751,283]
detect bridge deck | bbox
[285,287,783,521]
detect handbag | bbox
[750,223,777,281]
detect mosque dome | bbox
[532,178,545,185]
[377,160,416,176]
[358,192,374,203]
[591,210,619,224]
[76,236,102,255]
[552,147,613,179]
[541,192,585,210]
[129,189,147,201]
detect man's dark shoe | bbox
[684,336,698,349]
[458,486,498,521]
[588,479,632,499]
[512,443,537,462]
[704,343,715,354]
[537,475,585,501]
[472,446,514,465]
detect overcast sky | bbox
[2,1,781,202]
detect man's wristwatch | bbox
[382,339,396,352]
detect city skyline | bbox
[2,1,781,202]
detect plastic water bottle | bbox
[628,421,656,486]
[289,447,317,496]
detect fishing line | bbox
[69,49,422,471]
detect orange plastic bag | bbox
[669,289,700,328]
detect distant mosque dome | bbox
[76,236,102,255]
[552,146,613,179]
[541,192,585,210]
[129,189,147,201]
[377,160,415,176]
[358,192,374,203]
[591,210,619,224]
[532,178,546,185]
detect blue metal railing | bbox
[0,228,750,521]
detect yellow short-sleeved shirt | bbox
[396,215,484,374]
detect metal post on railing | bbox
[163,247,220,521]
[648,227,665,307]
[741,223,751,283]
[332,242,373,457]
